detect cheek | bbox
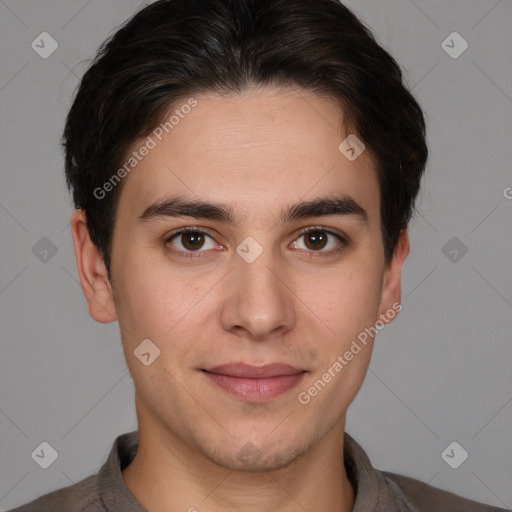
[111,255,177,342]
[113,259,211,368]
[317,262,383,333]
[300,271,380,415]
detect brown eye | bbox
[165,228,217,257]
[291,227,348,256]
[303,231,328,250]
[180,231,205,251]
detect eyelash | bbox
[164,226,349,260]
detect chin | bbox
[196,432,310,473]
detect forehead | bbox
[116,86,380,225]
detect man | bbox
[10,0,508,510]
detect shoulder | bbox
[6,474,100,512]
[381,470,509,512]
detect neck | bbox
[122,400,355,512]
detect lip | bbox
[205,362,304,378]
[202,363,307,402]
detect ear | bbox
[70,209,117,323]
[377,229,410,324]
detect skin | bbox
[71,85,409,512]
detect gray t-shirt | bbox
[8,430,508,511]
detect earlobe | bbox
[70,209,117,324]
[377,229,410,324]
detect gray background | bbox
[1,0,511,509]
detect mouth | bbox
[201,363,307,403]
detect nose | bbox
[219,246,297,341]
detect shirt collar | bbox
[95,430,417,512]
[94,431,144,511]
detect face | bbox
[72,86,408,472]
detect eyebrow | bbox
[137,194,368,226]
